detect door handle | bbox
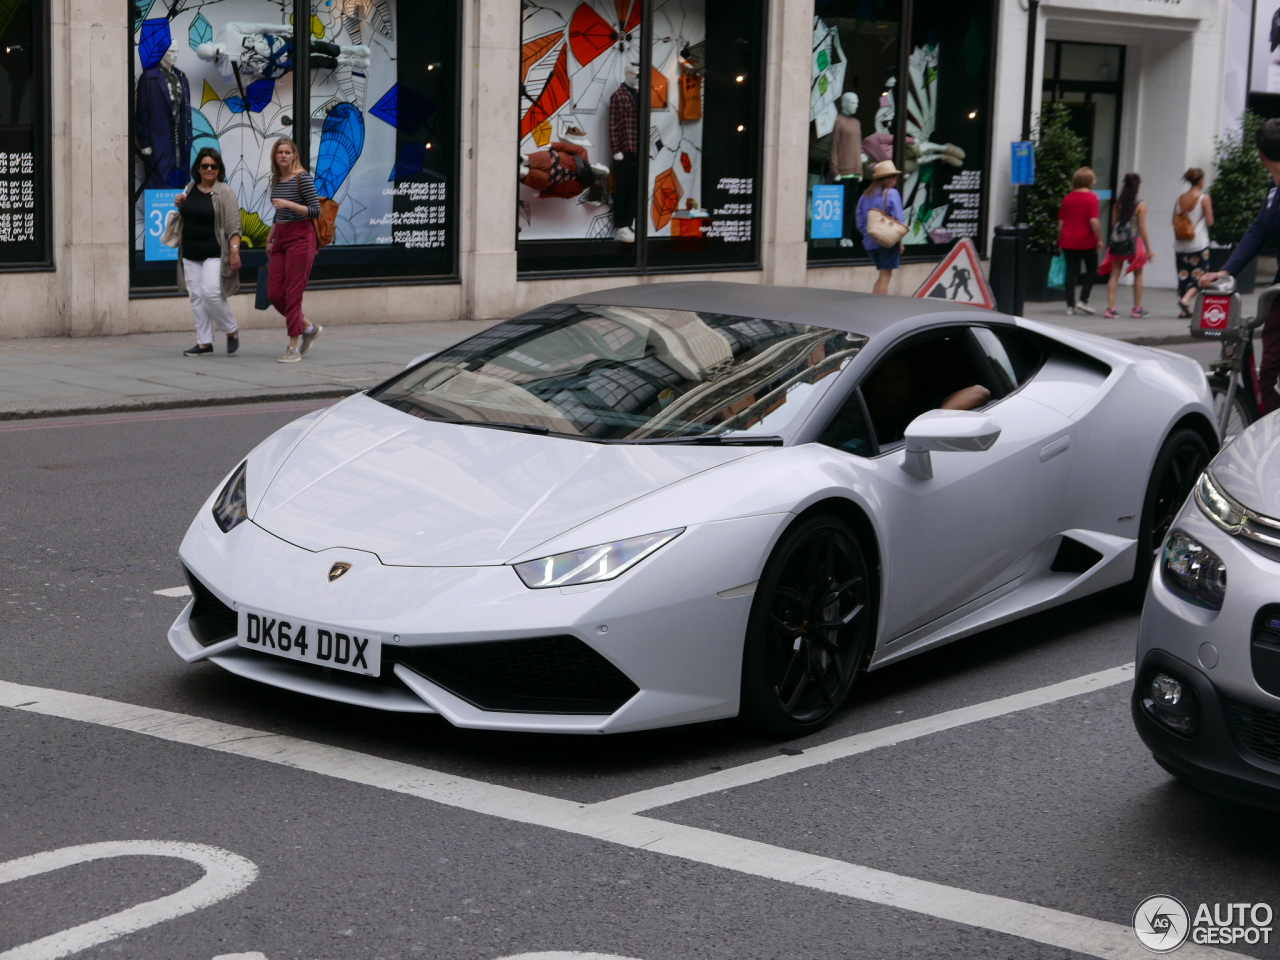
[1039,435,1070,462]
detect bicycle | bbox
[1191,278,1278,439]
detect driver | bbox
[1199,117,1280,414]
[863,356,990,443]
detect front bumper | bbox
[171,508,787,733]
[1135,503,1280,809]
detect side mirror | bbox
[405,351,437,369]
[901,409,1001,480]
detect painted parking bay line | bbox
[0,677,1240,960]
[0,840,257,960]
[594,663,1136,815]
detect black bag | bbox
[1109,215,1137,257]
[255,263,271,310]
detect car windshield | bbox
[370,304,867,442]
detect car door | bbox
[819,325,1075,640]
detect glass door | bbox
[1042,41,1124,217]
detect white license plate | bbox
[238,610,381,677]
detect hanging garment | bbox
[609,84,640,156]
[135,66,193,189]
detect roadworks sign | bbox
[913,238,995,309]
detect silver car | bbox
[1135,410,1280,809]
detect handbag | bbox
[254,262,271,310]
[313,197,340,248]
[1173,194,1198,242]
[866,193,908,248]
[1048,253,1066,289]
[677,73,702,121]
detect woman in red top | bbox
[1058,167,1104,315]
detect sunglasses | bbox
[199,162,220,170]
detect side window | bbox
[860,329,989,447]
[988,326,1047,386]
[971,327,1018,394]
[819,389,876,457]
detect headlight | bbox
[513,528,684,588]
[1195,470,1247,533]
[212,461,248,533]
[1161,529,1227,610]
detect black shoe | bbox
[183,343,213,356]
[227,334,239,355]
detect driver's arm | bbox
[940,385,991,411]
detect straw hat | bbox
[871,160,903,179]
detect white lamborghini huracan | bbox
[170,282,1217,735]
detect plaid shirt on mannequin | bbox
[609,84,639,155]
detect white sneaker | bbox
[277,346,302,363]
[1075,301,1096,315]
[300,323,323,355]
[616,226,635,243]
[1065,306,1075,316]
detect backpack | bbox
[1173,194,1198,242]
[1109,212,1137,257]
[313,197,340,248]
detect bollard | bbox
[989,224,1027,316]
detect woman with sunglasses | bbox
[171,148,242,355]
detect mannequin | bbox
[520,124,610,199]
[609,65,640,242]
[828,92,862,180]
[135,46,193,189]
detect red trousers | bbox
[268,219,317,337]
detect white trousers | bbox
[184,257,238,344]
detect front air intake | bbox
[183,567,238,647]
[393,635,639,715]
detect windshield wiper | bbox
[461,420,552,436]
[624,435,784,446]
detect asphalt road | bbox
[1,401,1278,960]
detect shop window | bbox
[130,0,459,293]
[516,0,765,276]
[807,0,994,264]
[0,0,48,268]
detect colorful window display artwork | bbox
[131,0,458,289]
[517,0,764,275]
[806,0,993,264]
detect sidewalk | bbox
[0,289,1247,420]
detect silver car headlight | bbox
[513,528,685,589]
[1195,470,1247,534]
[1161,529,1227,610]
[212,461,248,533]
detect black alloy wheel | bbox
[740,515,872,737]
[1133,427,1212,591]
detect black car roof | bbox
[562,281,1016,340]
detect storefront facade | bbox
[0,0,1243,339]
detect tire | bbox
[1210,383,1256,443]
[1132,428,1212,592]
[739,515,873,737]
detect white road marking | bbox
[497,955,642,960]
[153,586,193,598]
[0,840,257,960]
[0,674,1243,960]
[593,663,1136,815]
[212,954,269,959]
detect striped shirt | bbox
[271,172,320,223]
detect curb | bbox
[0,386,356,422]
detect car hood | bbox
[252,394,763,566]
[1214,410,1280,519]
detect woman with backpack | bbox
[1172,168,1214,318]
[856,161,908,295]
[266,137,323,363]
[1100,172,1152,319]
